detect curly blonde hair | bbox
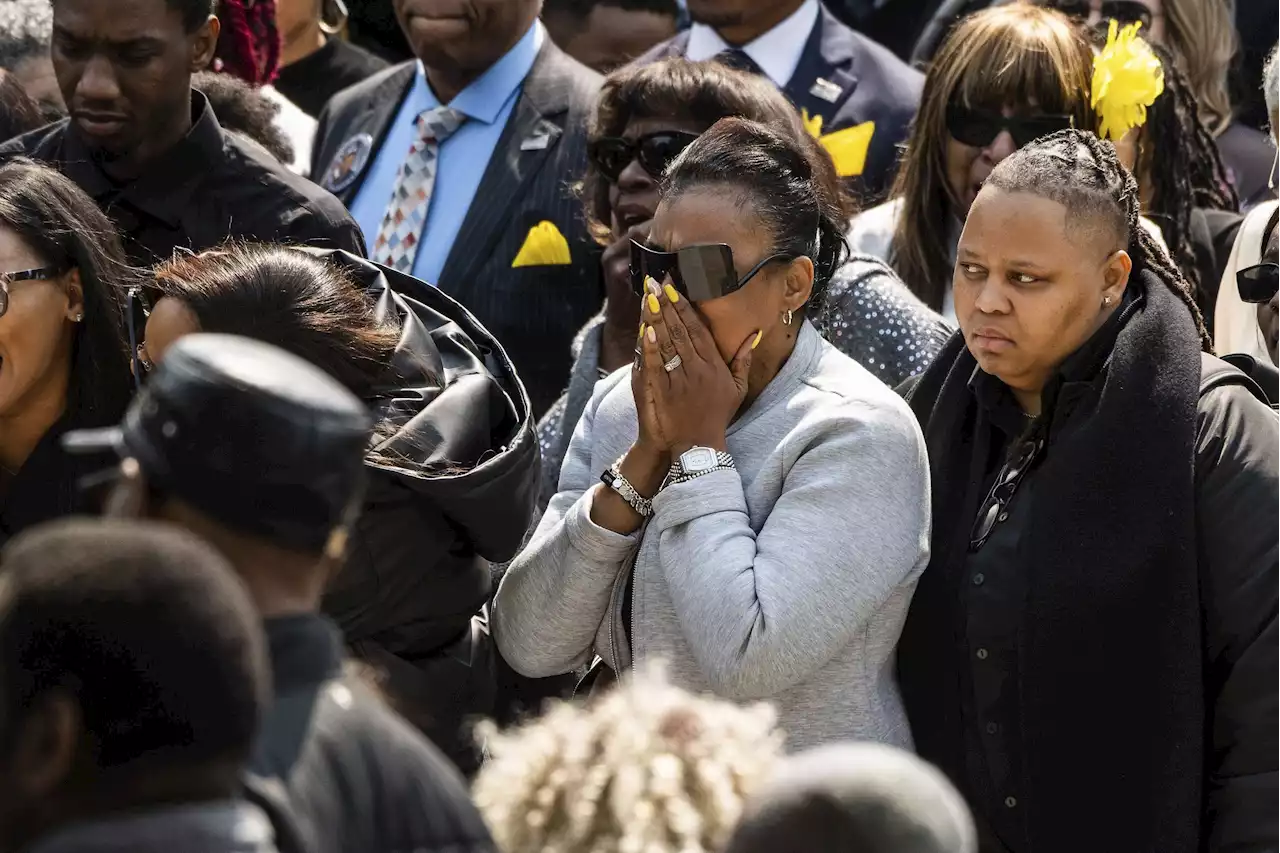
[472,667,784,853]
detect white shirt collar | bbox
[685,0,820,89]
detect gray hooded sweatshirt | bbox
[493,322,931,751]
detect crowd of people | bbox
[0,1,1274,852]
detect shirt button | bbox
[1005,796,1018,808]
[973,573,985,586]
[976,647,989,660]
[986,722,999,735]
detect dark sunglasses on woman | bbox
[946,104,1074,149]
[630,240,794,302]
[1237,263,1279,304]
[0,265,69,317]
[589,130,700,182]
[1051,0,1155,29]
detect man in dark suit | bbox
[635,0,922,202]
[312,0,603,416]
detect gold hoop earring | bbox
[783,309,794,326]
[319,0,349,36]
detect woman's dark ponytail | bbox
[662,117,851,314]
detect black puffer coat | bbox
[312,250,539,774]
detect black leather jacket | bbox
[310,251,540,774]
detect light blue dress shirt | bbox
[349,22,545,285]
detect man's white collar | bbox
[685,0,820,89]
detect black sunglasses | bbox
[589,131,700,182]
[1052,0,1155,28]
[0,265,69,317]
[969,433,1044,552]
[1237,263,1279,304]
[126,286,152,389]
[946,104,1075,149]
[630,240,794,302]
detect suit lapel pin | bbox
[520,133,552,152]
[809,77,844,104]
[322,133,373,194]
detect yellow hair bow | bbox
[1091,19,1164,142]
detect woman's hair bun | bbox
[662,117,851,311]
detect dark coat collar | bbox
[969,286,1144,438]
[639,5,865,126]
[263,613,344,695]
[62,91,225,228]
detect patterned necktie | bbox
[372,105,467,273]
[714,48,764,77]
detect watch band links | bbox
[668,450,736,485]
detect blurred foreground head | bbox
[472,666,784,853]
[723,742,977,853]
[67,333,373,617]
[0,518,269,853]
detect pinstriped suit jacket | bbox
[312,42,604,416]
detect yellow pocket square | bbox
[801,110,876,178]
[512,221,572,267]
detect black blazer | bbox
[635,3,922,202]
[312,42,605,416]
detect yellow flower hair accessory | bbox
[1091,19,1164,141]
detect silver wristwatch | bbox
[601,462,653,517]
[668,446,735,485]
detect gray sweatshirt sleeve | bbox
[649,397,931,701]
[492,375,639,678]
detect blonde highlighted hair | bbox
[888,4,1095,309]
[472,666,784,853]
[1163,0,1237,135]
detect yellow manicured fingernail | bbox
[646,326,656,343]
[751,330,763,349]
[645,275,660,295]
[647,293,661,314]
[663,283,680,303]
[639,323,646,338]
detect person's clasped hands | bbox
[633,274,761,460]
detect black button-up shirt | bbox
[961,376,1037,853]
[957,294,1142,853]
[0,92,365,267]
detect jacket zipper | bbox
[607,519,648,672]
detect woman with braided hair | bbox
[210,0,316,174]
[897,128,1277,853]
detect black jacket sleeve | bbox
[1195,383,1278,852]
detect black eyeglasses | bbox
[1237,263,1279,304]
[969,433,1044,552]
[589,131,700,182]
[630,240,795,302]
[126,286,152,388]
[1051,0,1156,29]
[946,104,1075,149]
[0,266,69,317]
